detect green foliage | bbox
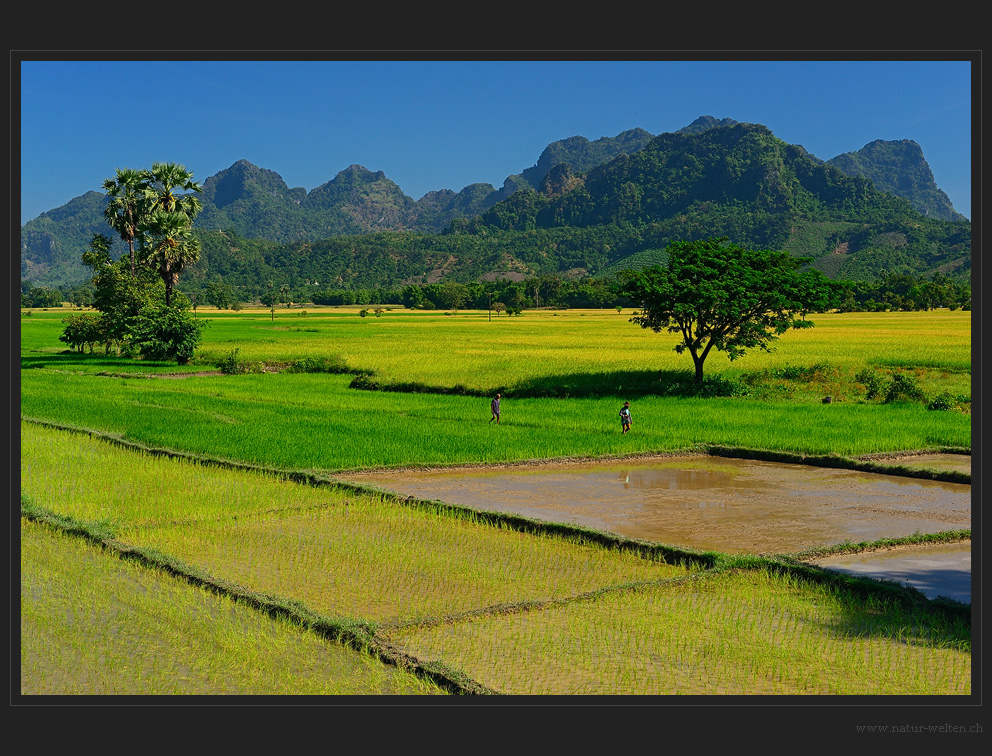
[75,233,157,353]
[133,303,207,365]
[60,165,207,365]
[926,392,956,411]
[205,278,235,309]
[883,373,927,404]
[141,210,202,306]
[854,368,887,400]
[620,237,833,382]
[58,313,103,353]
[833,271,972,312]
[216,347,263,375]
[21,283,65,308]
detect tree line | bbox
[29,266,970,317]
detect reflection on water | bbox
[618,467,763,508]
[620,467,738,490]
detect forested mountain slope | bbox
[21,117,969,290]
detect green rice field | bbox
[18,306,972,696]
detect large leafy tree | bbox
[102,167,149,277]
[619,237,833,382]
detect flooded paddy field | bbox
[338,454,971,601]
[338,455,970,554]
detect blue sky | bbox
[19,58,974,225]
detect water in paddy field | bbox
[338,454,971,601]
[812,542,971,603]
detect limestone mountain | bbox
[20,190,110,287]
[197,159,310,239]
[827,139,966,222]
[461,122,970,283]
[676,115,740,135]
[517,128,656,188]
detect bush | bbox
[926,392,956,411]
[854,368,887,400]
[288,355,348,374]
[59,313,103,353]
[883,373,927,404]
[216,348,263,375]
[134,306,206,365]
[696,376,749,398]
[348,371,379,391]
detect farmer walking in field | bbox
[490,393,501,424]
[619,401,632,434]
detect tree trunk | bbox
[692,353,705,383]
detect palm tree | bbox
[142,211,202,307]
[142,162,203,222]
[102,168,148,277]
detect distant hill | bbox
[20,190,109,287]
[21,116,969,290]
[459,122,970,283]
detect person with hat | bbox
[619,401,632,434]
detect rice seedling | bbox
[22,423,688,626]
[386,568,970,695]
[19,305,972,696]
[20,421,350,527]
[20,306,971,473]
[20,518,447,695]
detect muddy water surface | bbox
[338,455,971,555]
[811,542,971,603]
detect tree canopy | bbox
[619,237,833,382]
